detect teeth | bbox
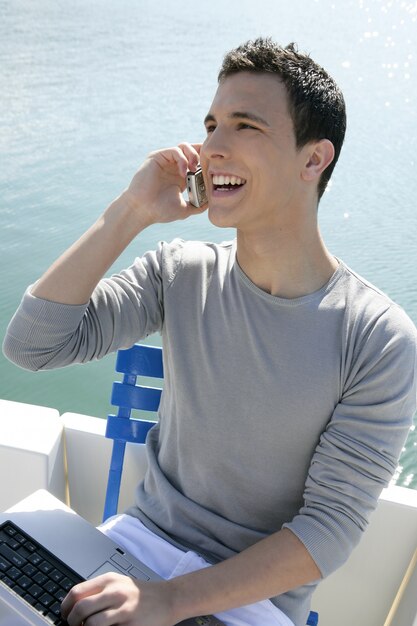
[212,174,245,186]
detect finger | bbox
[61,580,103,618]
[65,592,112,626]
[152,147,190,179]
[83,608,119,626]
[177,142,201,171]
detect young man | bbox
[4,39,417,626]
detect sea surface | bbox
[1,0,416,488]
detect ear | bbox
[301,139,335,182]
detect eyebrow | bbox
[204,111,270,127]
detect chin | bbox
[207,202,241,229]
[207,207,237,229]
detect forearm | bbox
[168,528,321,622]
[30,143,203,306]
[61,528,321,626]
[31,192,152,305]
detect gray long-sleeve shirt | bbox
[3,239,417,626]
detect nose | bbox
[201,127,231,162]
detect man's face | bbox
[200,71,308,233]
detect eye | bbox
[237,122,257,130]
[205,124,216,134]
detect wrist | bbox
[164,577,198,624]
[103,190,154,240]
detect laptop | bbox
[0,490,225,626]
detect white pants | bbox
[98,514,294,626]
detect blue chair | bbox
[307,611,319,626]
[103,343,163,522]
[104,343,319,625]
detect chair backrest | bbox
[307,611,319,626]
[103,343,163,522]
[103,343,319,626]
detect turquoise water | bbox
[1,0,416,488]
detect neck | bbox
[236,223,338,299]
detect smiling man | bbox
[200,69,338,297]
[4,38,417,626]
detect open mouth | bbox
[212,174,246,192]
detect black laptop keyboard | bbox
[0,520,85,626]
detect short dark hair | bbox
[218,38,346,200]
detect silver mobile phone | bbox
[186,167,207,207]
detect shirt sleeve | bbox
[2,241,182,371]
[283,304,417,578]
